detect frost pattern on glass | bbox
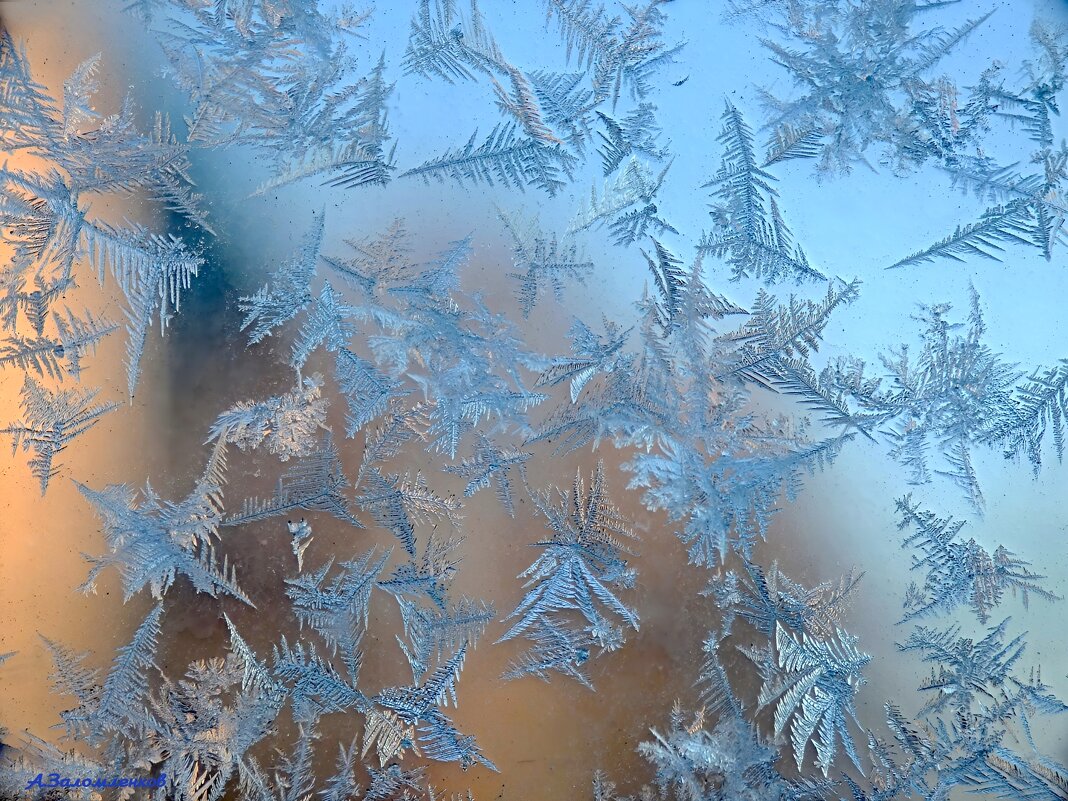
[2,2,1068,801]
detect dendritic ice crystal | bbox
[3,2,1068,801]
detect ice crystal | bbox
[6,4,1068,801]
